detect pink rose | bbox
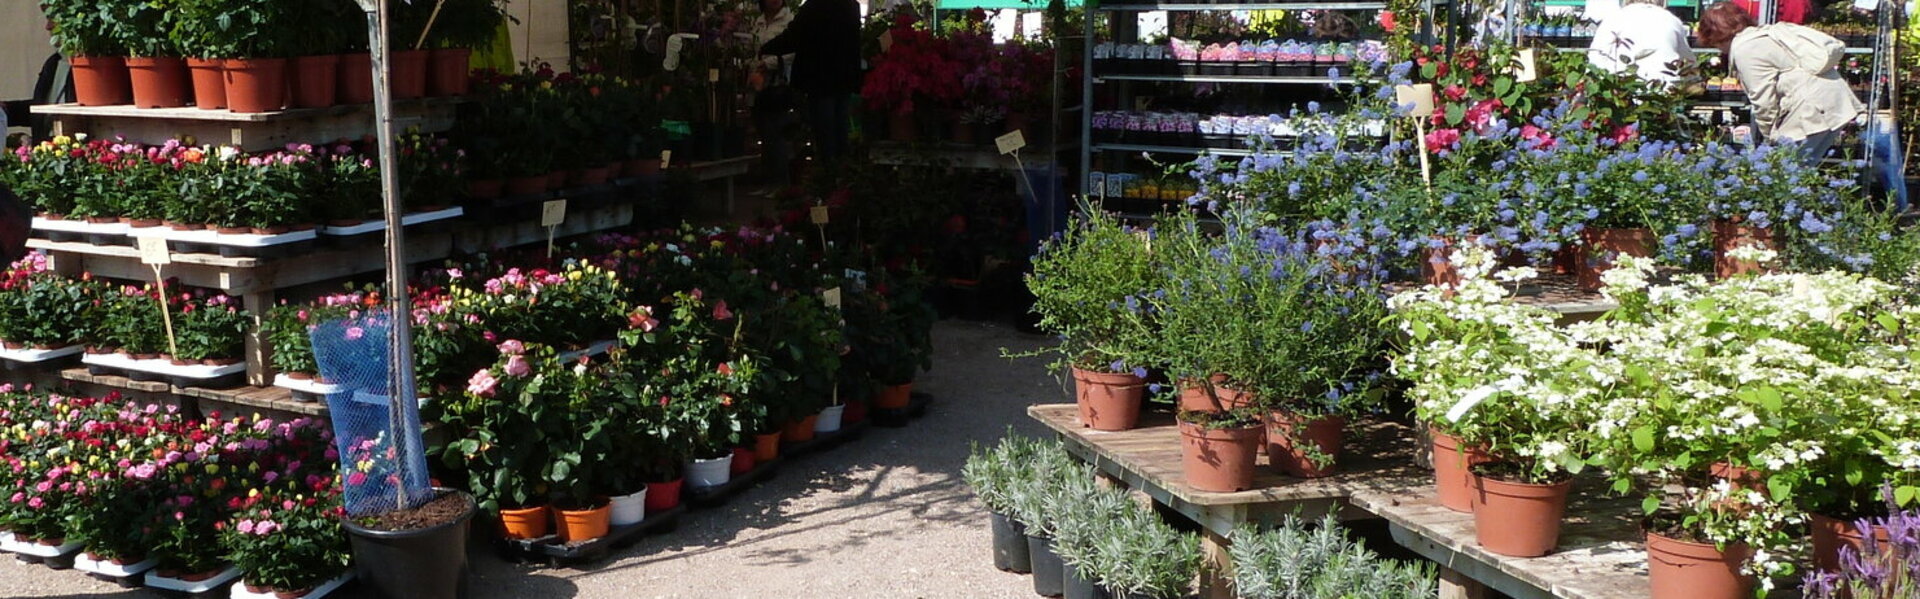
[466,369,499,397]
[497,340,525,355]
[504,355,531,378]
[238,519,255,534]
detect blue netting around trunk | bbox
[311,312,432,517]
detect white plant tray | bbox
[136,228,318,248]
[229,572,353,599]
[272,374,344,396]
[0,345,84,363]
[556,339,617,362]
[32,217,128,235]
[83,353,247,380]
[3,537,82,557]
[319,207,466,236]
[74,553,158,577]
[145,565,242,593]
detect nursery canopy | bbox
[934,0,1083,9]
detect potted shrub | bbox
[174,293,249,365]
[43,0,133,106]
[118,1,189,108]
[340,488,476,599]
[962,434,1049,574]
[1228,514,1437,598]
[93,285,169,358]
[210,0,294,113]
[435,341,555,540]
[421,0,505,97]
[861,274,935,411]
[1023,207,1155,432]
[1802,504,1920,599]
[224,495,352,598]
[1004,443,1089,598]
[170,0,229,109]
[1071,506,1200,599]
[0,265,103,350]
[282,1,355,109]
[1145,212,1263,492]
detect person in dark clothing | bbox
[759,0,862,162]
[0,185,31,266]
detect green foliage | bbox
[1024,206,1156,372]
[174,294,249,362]
[221,497,351,592]
[1228,514,1437,599]
[41,0,133,56]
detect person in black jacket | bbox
[0,185,29,266]
[759,0,861,162]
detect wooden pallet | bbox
[32,97,463,152]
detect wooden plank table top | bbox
[1351,480,1653,599]
[1384,273,1617,319]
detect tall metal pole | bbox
[361,0,418,510]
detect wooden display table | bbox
[32,98,463,152]
[1028,403,1424,598]
[1351,484,1652,599]
[871,141,1024,170]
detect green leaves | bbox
[1642,495,1661,515]
[1897,486,1919,507]
[1632,427,1655,453]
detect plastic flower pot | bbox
[1071,367,1145,431]
[874,383,912,410]
[783,414,820,443]
[555,501,611,542]
[1266,411,1345,478]
[504,176,547,197]
[990,510,1031,573]
[1177,418,1263,492]
[887,111,917,143]
[389,50,430,99]
[1430,426,1492,512]
[338,53,374,104]
[643,479,682,512]
[1810,512,1890,573]
[814,404,845,433]
[343,488,475,599]
[1575,227,1655,291]
[687,454,733,488]
[1469,471,1571,557]
[574,165,612,186]
[752,432,781,462]
[1025,533,1065,597]
[186,57,226,109]
[223,58,288,113]
[1175,375,1250,413]
[497,505,550,540]
[608,489,647,527]
[1646,530,1753,599]
[288,54,341,109]
[428,48,472,97]
[126,57,190,108]
[71,56,132,106]
[467,179,502,200]
[1064,566,1113,599]
[1711,220,1773,279]
[730,447,756,475]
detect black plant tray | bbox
[686,457,783,509]
[495,504,686,567]
[82,570,147,589]
[13,552,77,570]
[872,392,934,428]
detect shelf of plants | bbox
[861,11,1062,146]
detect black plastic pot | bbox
[1027,533,1065,597]
[991,511,1032,573]
[1064,566,1114,599]
[343,489,476,599]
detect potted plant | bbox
[962,434,1049,574]
[118,1,189,108]
[282,1,355,109]
[224,494,353,598]
[173,293,249,365]
[93,285,169,358]
[1023,207,1155,432]
[0,265,103,350]
[860,273,935,412]
[425,0,506,97]
[1004,441,1089,598]
[436,341,555,541]
[1144,212,1263,492]
[208,0,293,113]
[169,0,228,109]
[43,0,134,105]
[1228,514,1437,598]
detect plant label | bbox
[1089,172,1107,198]
[996,131,1027,155]
[1395,84,1436,118]
[1851,0,1877,8]
[1514,50,1538,83]
[541,200,568,227]
[137,236,172,265]
[660,150,672,169]
[810,205,830,225]
[708,69,720,83]
[823,287,842,309]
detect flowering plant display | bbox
[222,491,351,594]
[174,291,251,362]
[0,254,105,349]
[1803,495,1920,599]
[860,16,967,115]
[1024,208,1157,374]
[447,262,627,351]
[92,284,171,356]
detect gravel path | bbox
[1,320,1061,599]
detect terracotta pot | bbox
[783,414,821,442]
[753,432,781,462]
[223,57,288,113]
[1810,512,1892,573]
[1267,411,1345,478]
[1177,376,1253,413]
[1576,227,1655,291]
[126,56,190,108]
[498,504,550,539]
[875,383,912,410]
[1712,220,1773,279]
[1707,462,1766,493]
[1469,472,1571,557]
[547,170,567,191]
[176,568,219,582]
[1431,426,1493,512]
[273,586,316,599]
[888,111,917,142]
[555,501,611,542]
[1071,367,1145,431]
[468,179,503,200]
[169,357,194,366]
[730,447,756,475]
[288,54,341,109]
[389,49,430,99]
[285,371,314,381]
[1,341,23,350]
[70,56,132,106]
[428,48,472,96]
[505,175,547,197]
[643,479,683,512]
[1647,530,1753,599]
[1177,419,1263,492]
[338,53,374,104]
[626,158,662,176]
[251,226,291,235]
[576,165,612,186]
[128,218,163,228]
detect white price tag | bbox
[541,200,569,227]
[810,205,830,225]
[708,68,720,83]
[995,131,1028,155]
[823,287,842,309]
[137,236,172,265]
[1514,49,1538,83]
[660,150,672,169]
[1395,84,1436,118]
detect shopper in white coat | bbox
[1586,0,1695,85]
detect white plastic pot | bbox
[687,454,733,488]
[609,489,649,526]
[814,404,846,433]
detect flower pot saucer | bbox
[0,345,84,369]
[229,572,353,599]
[272,374,344,401]
[143,565,241,594]
[74,553,158,579]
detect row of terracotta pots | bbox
[70,49,471,113]
[473,157,664,200]
[1420,221,1775,292]
[882,109,1036,144]
[1429,428,1880,598]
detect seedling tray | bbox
[496,504,686,566]
[82,353,247,389]
[0,345,84,370]
[75,553,159,587]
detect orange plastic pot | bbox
[1810,512,1891,573]
[1469,473,1571,557]
[185,57,226,109]
[1267,411,1345,478]
[1647,530,1753,599]
[1072,367,1145,431]
[388,49,430,99]
[288,54,341,109]
[1177,419,1262,492]
[1708,462,1766,493]
[338,53,373,104]
[429,48,472,96]
[874,383,912,410]
[498,505,550,540]
[1576,227,1655,291]
[555,501,611,542]
[222,57,288,113]
[71,56,132,106]
[753,432,781,462]
[1430,426,1492,512]
[783,415,820,443]
[126,56,189,108]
